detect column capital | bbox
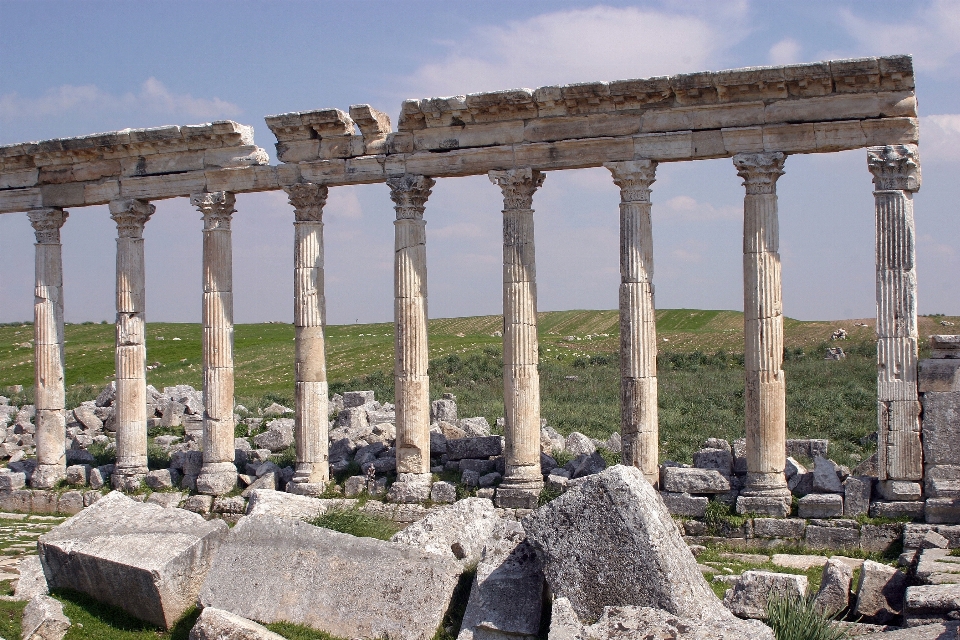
[868,144,921,192]
[734,152,786,195]
[27,208,68,244]
[191,191,236,230]
[285,183,328,222]
[109,199,155,239]
[489,168,545,210]
[605,159,657,203]
[387,174,436,220]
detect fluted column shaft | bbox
[868,144,922,483]
[29,208,68,489]
[192,191,237,495]
[110,199,154,490]
[388,175,436,476]
[735,152,790,498]
[286,183,330,487]
[605,160,659,485]
[489,168,545,509]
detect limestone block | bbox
[878,480,922,501]
[199,514,462,640]
[736,495,791,517]
[0,187,42,213]
[722,571,808,619]
[921,392,960,465]
[814,558,853,616]
[457,522,544,640]
[692,448,733,474]
[660,492,708,518]
[863,116,920,146]
[188,607,286,640]
[919,359,960,393]
[798,493,843,518]
[861,524,904,554]
[853,560,907,623]
[753,518,806,539]
[905,584,960,626]
[926,468,960,500]
[634,131,694,160]
[38,491,229,629]
[844,476,873,517]
[805,525,860,550]
[22,594,71,640]
[523,465,736,624]
[14,555,49,600]
[661,467,730,494]
[245,488,325,521]
[446,436,504,461]
[204,165,279,193]
[916,548,960,585]
[870,501,925,519]
[926,498,960,524]
[812,457,846,493]
[523,113,641,144]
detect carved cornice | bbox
[285,183,328,222]
[734,152,786,195]
[191,191,236,230]
[867,144,920,192]
[387,174,436,220]
[109,199,154,239]
[27,208,68,244]
[605,160,657,203]
[489,168,545,210]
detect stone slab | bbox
[188,607,286,640]
[38,491,228,629]
[199,514,462,640]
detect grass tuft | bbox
[309,507,399,541]
[765,595,850,640]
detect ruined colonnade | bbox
[1,55,923,512]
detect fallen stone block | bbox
[860,523,904,554]
[549,597,774,640]
[146,492,184,509]
[798,493,844,518]
[661,467,730,494]
[844,475,873,517]
[853,559,907,624]
[38,490,229,629]
[814,558,853,616]
[660,492,708,518]
[446,436,504,461]
[812,456,846,493]
[457,521,544,640]
[904,584,960,626]
[245,488,325,520]
[199,514,462,640]
[188,607,285,640]
[14,555,49,600]
[722,571,808,619]
[927,498,960,524]
[391,497,500,567]
[22,594,71,640]
[916,548,960,585]
[523,465,738,625]
[845,622,959,639]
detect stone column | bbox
[109,199,155,491]
[605,160,660,485]
[489,168,545,509]
[868,144,923,495]
[286,183,330,494]
[191,191,238,496]
[734,152,791,514]
[388,174,436,488]
[28,207,68,489]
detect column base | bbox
[111,467,148,492]
[292,462,328,485]
[741,472,791,497]
[30,464,66,489]
[387,473,433,504]
[494,476,544,510]
[196,462,238,496]
[286,481,328,497]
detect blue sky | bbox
[1,0,959,324]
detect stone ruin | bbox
[4,52,960,639]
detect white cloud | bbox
[659,195,740,221]
[325,187,364,220]
[768,38,802,65]
[401,5,747,98]
[0,77,241,123]
[920,114,960,162]
[840,1,960,72]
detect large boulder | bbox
[199,514,462,640]
[38,491,229,629]
[391,497,500,567]
[523,465,745,626]
[457,521,544,640]
[188,607,285,640]
[548,597,773,640]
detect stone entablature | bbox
[0,121,270,213]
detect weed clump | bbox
[765,595,849,640]
[310,507,399,541]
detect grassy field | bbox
[1,309,955,467]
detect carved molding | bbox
[734,152,786,195]
[191,191,236,230]
[868,144,921,192]
[387,174,435,220]
[27,208,68,244]
[605,159,657,203]
[109,199,155,239]
[285,183,328,222]
[489,168,545,210]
